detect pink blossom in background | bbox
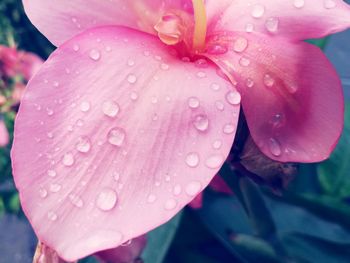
[0,45,43,81]
[11,0,350,261]
[0,118,9,147]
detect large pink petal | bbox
[12,26,240,261]
[23,0,192,46]
[206,32,343,162]
[206,0,350,40]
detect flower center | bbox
[154,0,207,54]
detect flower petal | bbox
[23,0,192,46]
[206,0,350,40]
[206,32,343,162]
[96,235,146,263]
[12,26,240,261]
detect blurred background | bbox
[1,0,350,262]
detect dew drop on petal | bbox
[76,136,91,153]
[239,57,251,67]
[265,17,279,33]
[164,199,177,210]
[185,181,202,196]
[39,188,48,198]
[212,140,222,149]
[80,101,91,112]
[185,152,200,168]
[47,169,57,178]
[233,37,248,53]
[226,91,241,105]
[108,127,126,147]
[324,0,336,9]
[293,0,305,8]
[62,152,75,166]
[246,78,255,88]
[147,194,157,203]
[102,101,120,118]
[196,71,207,78]
[263,74,275,87]
[173,184,182,196]
[69,194,84,208]
[193,114,209,132]
[251,4,265,18]
[49,183,62,193]
[188,97,200,109]
[89,49,101,61]
[269,138,282,157]
[127,74,137,84]
[223,123,236,134]
[96,188,118,211]
[245,23,254,33]
[47,211,58,221]
[205,154,224,169]
[211,83,221,91]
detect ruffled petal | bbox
[12,26,240,261]
[206,32,343,162]
[206,0,350,40]
[23,0,192,46]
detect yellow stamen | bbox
[191,0,207,52]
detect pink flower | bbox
[12,0,350,261]
[0,118,9,147]
[0,45,43,81]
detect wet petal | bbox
[206,0,350,40]
[206,32,343,162]
[96,235,146,263]
[23,0,193,46]
[12,26,240,261]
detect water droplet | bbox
[130,91,138,101]
[251,4,265,18]
[107,127,126,147]
[226,91,241,105]
[89,49,101,61]
[147,194,157,203]
[194,58,208,68]
[80,101,91,112]
[102,101,120,118]
[151,96,158,104]
[205,154,224,169]
[127,74,137,84]
[193,115,209,132]
[245,23,254,33]
[208,44,228,55]
[164,199,177,210]
[271,113,285,128]
[188,97,200,109]
[211,83,220,91]
[47,169,57,178]
[62,153,74,166]
[215,101,225,111]
[185,152,200,167]
[212,140,222,149]
[185,181,202,196]
[173,184,182,196]
[69,194,84,208]
[239,57,251,67]
[50,183,62,193]
[47,211,58,221]
[96,188,118,211]
[105,46,112,52]
[233,37,248,53]
[196,71,206,78]
[160,63,169,70]
[127,59,135,66]
[223,123,236,134]
[76,136,91,153]
[265,17,279,33]
[46,108,54,116]
[39,188,48,198]
[269,138,282,157]
[73,44,80,51]
[246,78,255,88]
[324,0,336,9]
[263,74,275,87]
[293,0,305,8]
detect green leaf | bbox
[318,101,350,199]
[141,211,183,263]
